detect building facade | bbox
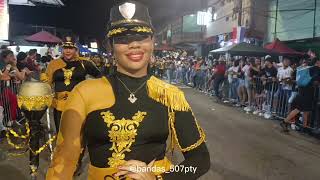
[156,0,270,57]
[205,0,269,53]
[267,0,320,55]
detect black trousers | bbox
[214,75,225,99]
[53,109,62,133]
[24,110,46,170]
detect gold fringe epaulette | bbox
[76,56,89,61]
[147,76,190,111]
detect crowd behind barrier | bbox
[1,45,320,139]
[151,55,320,135]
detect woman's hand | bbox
[115,159,156,180]
[0,71,11,81]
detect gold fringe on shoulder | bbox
[45,58,66,85]
[147,76,190,112]
[76,56,89,61]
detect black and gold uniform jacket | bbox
[46,72,210,180]
[41,57,101,111]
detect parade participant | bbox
[46,1,210,180]
[41,36,101,132]
[281,59,320,132]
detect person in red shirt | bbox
[213,58,226,99]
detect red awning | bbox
[265,38,304,56]
[25,31,62,44]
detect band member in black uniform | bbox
[46,1,210,180]
[41,36,101,133]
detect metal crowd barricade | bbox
[262,78,278,118]
[272,81,293,120]
[0,79,22,127]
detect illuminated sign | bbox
[90,42,98,49]
[0,0,9,40]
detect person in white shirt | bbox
[275,58,293,117]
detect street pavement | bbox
[1,88,320,180]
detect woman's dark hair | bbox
[233,60,240,67]
[17,52,27,62]
[249,57,255,65]
[0,49,14,60]
[28,49,37,56]
[36,54,41,61]
[41,56,48,63]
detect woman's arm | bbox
[12,66,26,81]
[46,87,87,180]
[163,110,210,180]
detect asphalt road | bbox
[1,88,320,180]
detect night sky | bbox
[9,0,204,42]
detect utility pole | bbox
[313,0,317,38]
[238,0,243,26]
[274,0,279,39]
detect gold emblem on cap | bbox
[66,36,72,42]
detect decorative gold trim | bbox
[17,95,53,111]
[62,67,75,86]
[6,131,27,149]
[62,42,77,48]
[101,111,147,168]
[131,26,153,33]
[107,27,128,37]
[29,136,56,155]
[147,76,191,112]
[168,109,206,152]
[111,19,147,26]
[8,122,30,139]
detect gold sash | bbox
[88,157,172,180]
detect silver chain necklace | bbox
[116,76,147,104]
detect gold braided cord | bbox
[107,27,128,37]
[8,122,30,139]
[17,95,53,111]
[6,131,27,149]
[5,124,56,156]
[7,150,28,157]
[29,136,56,155]
[168,109,206,153]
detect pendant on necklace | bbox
[128,93,137,103]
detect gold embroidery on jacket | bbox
[101,111,147,168]
[62,67,75,86]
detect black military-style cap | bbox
[62,36,77,49]
[107,0,154,38]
